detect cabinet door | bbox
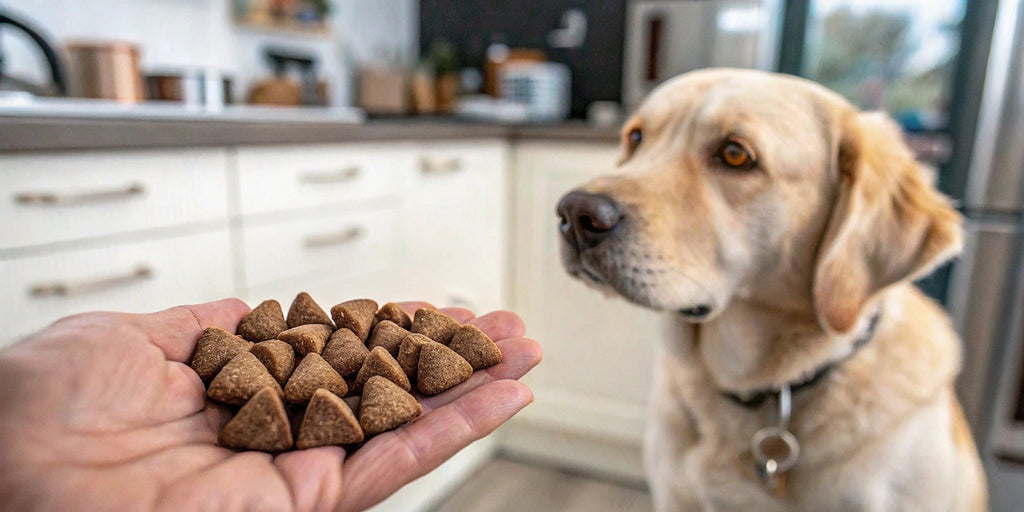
[399,140,509,313]
[511,142,662,454]
[0,229,235,346]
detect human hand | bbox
[0,299,542,511]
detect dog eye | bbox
[628,128,643,151]
[716,140,756,170]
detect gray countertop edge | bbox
[0,117,621,153]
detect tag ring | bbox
[751,427,800,475]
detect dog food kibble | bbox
[237,299,289,342]
[207,351,284,405]
[417,342,474,396]
[449,324,504,370]
[278,323,333,356]
[354,346,411,393]
[285,353,349,404]
[191,294,503,453]
[331,299,378,341]
[411,308,461,344]
[375,302,412,329]
[190,327,253,381]
[359,376,423,436]
[367,320,408,357]
[297,389,364,449]
[250,340,296,386]
[218,387,294,451]
[287,292,334,329]
[321,328,368,376]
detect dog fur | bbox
[559,69,987,511]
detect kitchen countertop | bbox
[0,115,621,152]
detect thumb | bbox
[130,298,251,362]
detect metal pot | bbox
[144,68,233,111]
[65,41,143,102]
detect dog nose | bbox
[557,191,624,249]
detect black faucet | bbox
[0,9,67,96]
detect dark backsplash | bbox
[419,0,626,118]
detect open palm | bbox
[0,298,541,511]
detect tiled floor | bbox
[432,456,653,512]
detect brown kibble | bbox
[417,343,473,396]
[296,389,364,448]
[250,340,296,386]
[218,387,293,451]
[449,324,503,370]
[359,376,422,436]
[321,328,369,376]
[343,395,361,416]
[367,321,408,357]
[396,333,434,379]
[285,353,348,404]
[287,292,334,329]
[354,346,411,393]
[375,302,411,329]
[237,300,289,342]
[190,327,253,381]
[330,299,378,341]
[278,324,333,356]
[411,308,460,344]
[208,352,283,405]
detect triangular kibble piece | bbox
[190,327,253,381]
[353,346,411,393]
[296,389,364,448]
[330,299,378,341]
[367,320,408,357]
[287,292,334,329]
[208,352,283,405]
[278,324,333,356]
[217,387,293,451]
[449,324,503,370]
[397,333,434,379]
[359,376,422,436]
[250,339,296,386]
[411,308,460,344]
[285,353,348,404]
[375,302,411,329]
[417,343,473,396]
[237,300,288,342]
[321,328,369,376]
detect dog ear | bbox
[813,112,963,333]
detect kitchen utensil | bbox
[145,68,233,111]
[65,41,144,102]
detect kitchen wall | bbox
[1,0,417,106]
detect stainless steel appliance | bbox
[946,0,1024,509]
[622,0,782,109]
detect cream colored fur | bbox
[560,69,987,511]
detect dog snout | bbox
[557,191,624,250]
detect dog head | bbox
[558,69,961,334]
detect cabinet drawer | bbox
[235,144,411,216]
[0,149,229,250]
[241,208,397,290]
[0,230,235,346]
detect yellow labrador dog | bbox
[557,69,987,511]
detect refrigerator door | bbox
[948,220,1020,432]
[965,0,1024,212]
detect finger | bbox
[438,307,475,324]
[131,298,251,362]
[338,380,533,511]
[466,310,526,341]
[274,447,346,512]
[418,337,542,413]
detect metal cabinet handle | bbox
[14,183,145,206]
[29,264,153,298]
[298,166,361,184]
[420,157,463,175]
[303,226,364,248]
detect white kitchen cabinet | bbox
[398,140,510,313]
[507,142,663,482]
[0,149,229,250]
[0,228,235,346]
